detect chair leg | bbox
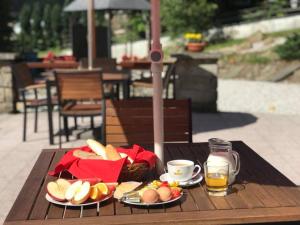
[58,114,62,149]
[34,106,38,133]
[63,117,69,142]
[116,84,120,100]
[23,107,27,142]
[90,116,94,129]
[74,117,78,130]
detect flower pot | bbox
[187,42,206,52]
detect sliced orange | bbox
[90,186,102,200]
[95,183,109,195]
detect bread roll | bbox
[105,144,121,161]
[73,149,103,160]
[86,139,107,159]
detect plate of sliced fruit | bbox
[119,180,183,206]
[45,178,116,207]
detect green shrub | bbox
[275,33,300,60]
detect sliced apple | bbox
[71,181,91,205]
[65,180,82,201]
[47,178,71,202]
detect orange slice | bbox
[95,183,109,195]
[90,186,102,200]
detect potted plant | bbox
[184,33,206,52]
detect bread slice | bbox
[113,181,142,199]
[86,139,107,159]
[105,144,121,161]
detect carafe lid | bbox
[208,138,232,150]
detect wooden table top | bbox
[27,61,79,69]
[44,71,130,82]
[119,60,174,70]
[4,142,300,225]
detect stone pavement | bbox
[0,111,300,223]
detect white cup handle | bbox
[191,165,201,179]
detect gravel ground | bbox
[218,79,300,115]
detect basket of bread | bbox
[49,139,156,182]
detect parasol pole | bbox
[87,0,96,69]
[150,0,164,173]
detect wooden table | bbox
[46,72,130,145]
[4,142,300,225]
[119,60,174,70]
[27,61,79,69]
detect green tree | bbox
[0,0,13,51]
[18,3,32,52]
[51,4,63,47]
[31,2,44,50]
[43,4,52,48]
[161,0,218,37]
[61,0,72,48]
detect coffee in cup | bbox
[167,160,201,182]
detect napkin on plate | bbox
[48,145,156,182]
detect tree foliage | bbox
[31,2,43,49]
[265,0,287,18]
[18,3,32,52]
[0,0,13,51]
[17,0,71,52]
[161,0,218,37]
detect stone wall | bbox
[0,64,13,113]
[0,53,16,113]
[174,55,218,112]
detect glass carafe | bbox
[207,138,240,185]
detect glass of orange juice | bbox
[204,161,229,196]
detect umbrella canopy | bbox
[65,0,150,11]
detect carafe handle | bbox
[232,151,240,176]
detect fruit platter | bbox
[46,178,116,206]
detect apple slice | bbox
[71,181,91,205]
[65,180,82,201]
[47,179,71,202]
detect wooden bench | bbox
[105,99,192,146]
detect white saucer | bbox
[159,173,203,187]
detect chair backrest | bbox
[11,63,34,89]
[80,58,117,72]
[105,99,192,147]
[54,69,104,103]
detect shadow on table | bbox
[192,111,257,133]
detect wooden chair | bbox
[131,61,177,98]
[105,99,192,147]
[79,58,123,98]
[54,69,105,146]
[11,63,54,141]
[79,58,118,72]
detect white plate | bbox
[159,173,203,187]
[45,193,112,207]
[121,192,183,206]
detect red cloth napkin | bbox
[48,145,156,182]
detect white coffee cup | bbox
[167,160,201,182]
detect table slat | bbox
[30,150,66,219]
[6,151,54,221]
[235,142,298,207]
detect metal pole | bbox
[151,0,164,171]
[87,0,96,69]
